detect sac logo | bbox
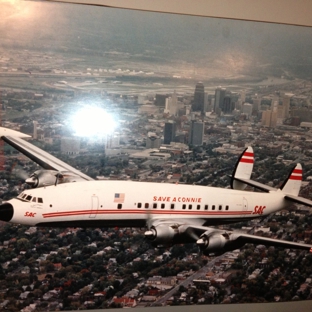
[252,205,266,215]
[24,212,36,217]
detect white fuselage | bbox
[6,180,289,228]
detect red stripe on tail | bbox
[240,158,254,163]
[243,152,254,157]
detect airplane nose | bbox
[0,202,14,222]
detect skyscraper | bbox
[214,87,226,113]
[262,110,278,128]
[164,121,176,144]
[164,91,178,116]
[282,94,290,119]
[192,82,205,113]
[188,121,204,146]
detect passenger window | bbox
[117,204,122,209]
[145,203,149,208]
[212,205,215,210]
[153,203,157,209]
[219,205,222,210]
[161,203,165,209]
[197,205,200,210]
[182,204,186,210]
[204,205,208,210]
[138,203,142,208]
[170,204,175,209]
[225,205,229,210]
[188,204,192,210]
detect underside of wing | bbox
[1,135,93,181]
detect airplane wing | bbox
[0,127,93,181]
[145,219,312,254]
[191,225,312,254]
[231,232,312,252]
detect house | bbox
[112,296,137,307]
[20,291,31,299]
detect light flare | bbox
[70,106,118,138]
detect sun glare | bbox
[70,106,118,138]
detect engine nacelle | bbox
[197,232,244,256]
[144,223,179,246]
[26,170,62,188]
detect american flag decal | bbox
[114,193,125,203]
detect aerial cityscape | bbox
[1,1,312,311]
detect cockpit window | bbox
[17,194,43,204]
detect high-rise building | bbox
[282,94,290,119]
[223,96,234,114]
[262,110,278,128]
[192,82,205,113]
[240,90,246,103]
[242,103,253,118]
[146,133,161,148]
[164,91,178,116]
[154,94,168,107]
[188,121,204,146]
[252,95,261,115]
[104,134,120,149]
[33,121,38,139]
[214,87,226,113]
[164,121,176,144]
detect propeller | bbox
[144,205,154,238]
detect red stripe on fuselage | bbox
[243,152,254,157]
[42,209,253,218]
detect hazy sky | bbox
[1,1,312,76]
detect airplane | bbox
[0,126,312,256]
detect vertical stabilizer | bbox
[281,164,302,196]
[231,147,254,190]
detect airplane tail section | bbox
[231,147,254,190]
[281,163,302,196]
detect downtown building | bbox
[188,121,204,146]
[192,82,205,113]
[214,87,226,114]
[163,121,176,144]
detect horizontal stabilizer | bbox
[284,194,312,207]
[230,177,276,193]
